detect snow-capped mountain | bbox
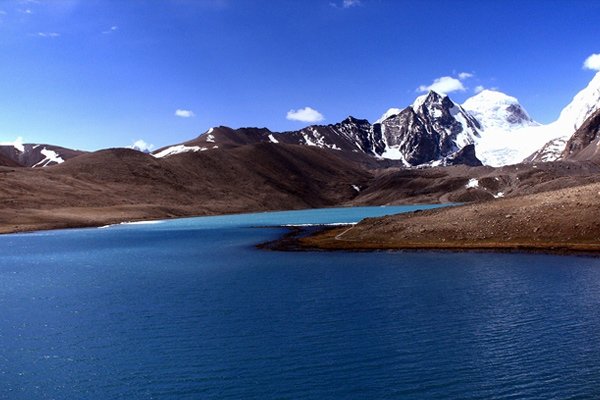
[373,91,481,165]
[154,92,483,167]
[527,71,600,162]
[153,71,600,168]
[0,138,85,167]
[462,90,536,131]
[457,90,539,166]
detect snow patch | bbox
[351,185,361,192]
[268,134,279,144]
[465,178,479,189]
[120,220,164,225]
[153,145,205,158]
[32,148,64,168]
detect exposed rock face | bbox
[375,91,481,165]
[444,144,483,167]
[525,137,569,163]
[561,108,600,161]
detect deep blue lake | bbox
[1,205,600,399]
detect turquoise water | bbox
[1,205,600,399]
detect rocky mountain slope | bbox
[561,108,600,161]
[154,92,484,167]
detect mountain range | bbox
[2,71,599,170]
[1,71,600,234]
[153,71,600,168]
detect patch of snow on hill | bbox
[32,148,64,167]
[153,145,206,158]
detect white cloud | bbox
[343,0,361,7]
[458,72,473,80]
[0,136,25,152]
[129,139,154,153]
[417,76,466,94]
[286,107,324,123]
[102,25,118,34]
[330,0,361,8]
[474,85,485,94]
[36,32,60,38]
[175,109,195,118]
[583,53,600,71]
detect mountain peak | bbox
[462,89,535,131]
[464,89,519,105]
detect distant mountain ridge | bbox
[154,91,485,167]
[0,141,85,168]
[3,72,599,170]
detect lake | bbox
[1,205,600,399]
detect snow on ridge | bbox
[375,108,403,124]
[32,147,64,168]
[153,144,206,158]
[268,134,279,144]
[555,71,600,131]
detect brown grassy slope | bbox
[0,144,371,233]
[349,160,600,206]
[301,182,600,253]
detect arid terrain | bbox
[297,181,600,254]
[1,139,600,237]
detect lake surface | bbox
[1,205,600,399]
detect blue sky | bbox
[0,0,599,151]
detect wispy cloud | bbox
[583,53,600,71]
[474,85,485,94]
[175,109,195,118]
[36,31,60,38]
[458,72,473,80]
[129,139,154,153]
[286,107,324,123]
[330,0,361,9]
[102,25,118,34]
[343,0,361,7]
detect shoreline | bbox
[258,225,600,257]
